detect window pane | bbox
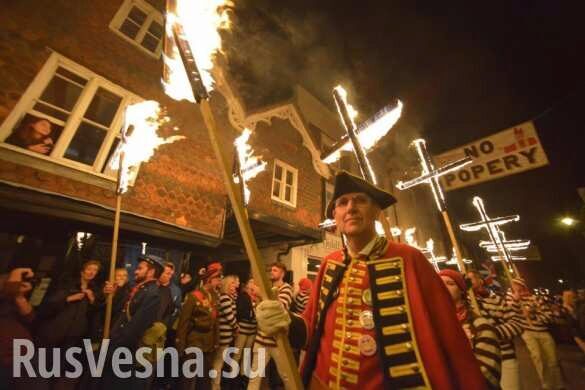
[141,33,159,53]
[40,74,83,112]
[285,185,292,202]
[148,21,163,39]
[272,181,281,197]
[101,137,121,174]
[33,102,69,122]
[64,122,107,166]
[127,6,147,25]
[286,170,294,185]
[56,67,87,86]
[84,88,122,127]
[119,19,141,39]
[274,164,282,180]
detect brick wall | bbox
[247,117,323,230]
[0,0,227,238]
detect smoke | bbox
[223,0,350,110]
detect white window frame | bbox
[109,0,164,59]
[0,51,142,180]
[271,159,298,208]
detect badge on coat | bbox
[359,310,375,330]
[359,334,377,356]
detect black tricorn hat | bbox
[138,254,165,272]
[326,171,397,219]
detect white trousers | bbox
[500,358,521,390]
[246,343,293,390]
[521,331,564,390]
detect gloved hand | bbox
[256,300,291,336]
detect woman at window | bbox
[5,116,55,155]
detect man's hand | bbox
[8,268,33,282]
[103,281,116,295]
[84,289,95,304]
[67,292,86,302]
[256,300,291,336]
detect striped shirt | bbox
[506,292,554,332]
[291,290,310,315]
[469,316,502,389]
[218,293,237,346]
[477,292,524,360]
[254,282,292,347]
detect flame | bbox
[404,227,418,247]
[324,96,403,164]
[459,196,522,273]
[234,128,266,204]
[111,101,184,193]
[162,0,232,101]
[490,255,527,262]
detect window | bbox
[271,159,298,207]
[109,0,164,58]
[0,52,141,178]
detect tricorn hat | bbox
[326,171,397,218]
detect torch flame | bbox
[110,101,185,193]
[234,128,266,204]
[162,0,233,101]
[323,93,403,164]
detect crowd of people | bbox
[0,170,584,390]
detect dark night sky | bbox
[224,0,585,288]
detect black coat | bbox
[110,279,160,350]
[35,279,99,347]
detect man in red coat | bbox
[256,171,487,389]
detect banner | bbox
[436,121,549,191]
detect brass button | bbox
[342,359,349,366]
[347,298,354,304]
[346,332,352,339]
[347,319,353,326]
[396,290,402,296]
[344,344,351,351]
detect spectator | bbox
[5,116,55,155]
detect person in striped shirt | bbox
[469,270,524,390]
[211,274,239,390]
[439,269,502,389]
[291,277,312,315]
[508,278,564,390]
[247,262,293,390]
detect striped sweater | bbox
[477,292,524,360]
[506,292,554,332]
[254,282,292,347]
[468,316,502,389]
[291,290,310,315]
[218,293,237,346]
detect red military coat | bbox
[297,238,487,389]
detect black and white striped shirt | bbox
[291,290,310,315]
[254,282,292,347]
[477,292,524,360]
[218,293,237,346]
[506,292,553,332]
[469,316,502,389]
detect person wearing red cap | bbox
[507,277,563,389]
[255,171,488,389]
[176,261,223,390]
[439,269,502,388]
[291,278,312,315]
[468,270,524,390]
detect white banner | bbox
[436,121,549,191]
